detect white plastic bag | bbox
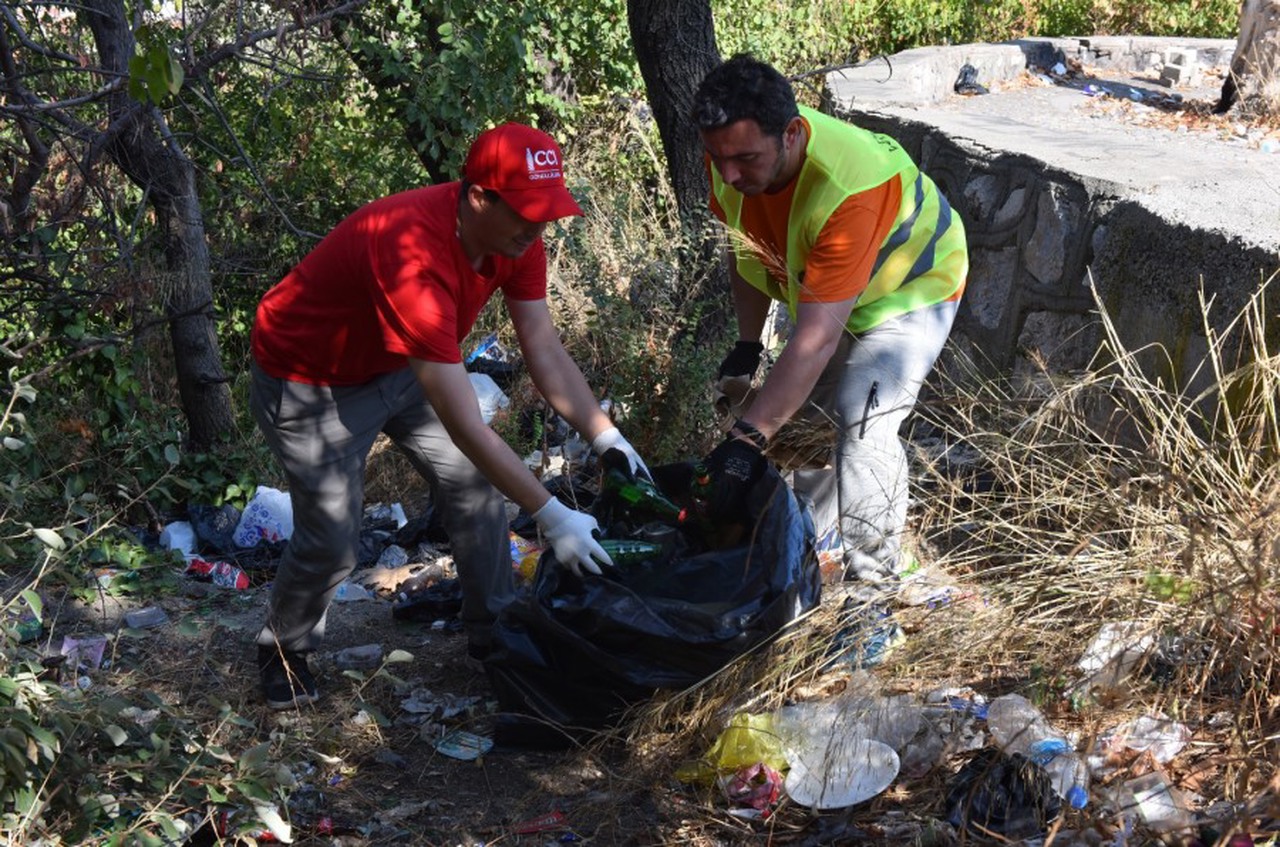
[159,521,196,559]
[468,372,509,424]
[232,486,294,547]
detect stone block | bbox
[966,248,1019,331]
[1024,190,1075,285]
[1159,62,1200,88]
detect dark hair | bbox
[692,54,799,138]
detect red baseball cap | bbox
[463,123,584,223]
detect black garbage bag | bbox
[944,748,1062,839]
[189,503,241,554]
[487,462,820,739]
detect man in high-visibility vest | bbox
[694,54,967,588]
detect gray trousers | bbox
[250,364,511,653]
[791,299,959,583]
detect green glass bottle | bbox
[602,468,688,523]
[597,538,665,566]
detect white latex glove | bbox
[533,498,611,577]
[591,426,652,481]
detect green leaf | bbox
[157,814,183,840]
[128,54,150,101]
[238,741,272,770]
[164,443,180,465]
[33,528,65,550]
[437,21,455,43]
[104,724,129,746]
[177,619,201,637]
[385,649,414,663]
[3,437,24,450]
[20,590,42,619]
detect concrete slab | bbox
[826,39,1280,253]
[821,38,1280,379]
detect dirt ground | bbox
[53,546,690,846]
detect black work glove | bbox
[703,433,768,522]
[717,340,764,381]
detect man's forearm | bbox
[730,263,771,342]
[525,345,613,441]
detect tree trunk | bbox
[626,0,729,343]
[627,0,719,227]
[1215,0,1280,114]
[77,0,235,450]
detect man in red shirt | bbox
[250,124,648,709]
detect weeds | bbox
[620,276,1280,840]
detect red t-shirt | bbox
[252,183,545,385]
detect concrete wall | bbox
[824,41,1280,389]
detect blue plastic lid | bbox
[1027,737,1071,765]
[1067,785,1089,809]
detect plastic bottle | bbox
[985,693,1089,809]
[601,467,687,523]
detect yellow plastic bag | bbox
[675,712,788,785]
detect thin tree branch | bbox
[189,79,324,241]
[186,0,369,81]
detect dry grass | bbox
[612,276,1280,841]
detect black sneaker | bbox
[258,645,318,710]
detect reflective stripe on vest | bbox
[711,105,967,333]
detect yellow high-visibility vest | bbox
[712,105,967,332]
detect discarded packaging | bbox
[376,544,409,568]
[721,762,782,812]
[434,729,493,761]
[676,712,787,785]
[514,810,568,835]
[333,580,374,602]
[986,693,1089,809]
[1121,771,1195,833]
[1105,714,1192,763]
[334,644,383,670]
[60,634,108,670]
[469,372,509,424]
[159,521,197,558]
[9,613,42,644]
[774,683,923,755]
[823,604,905,669]
[784,738,899,809]
[185,557,250,590]
[124,606,169,629]
[232,486,294,548]
[945,748,1062,839]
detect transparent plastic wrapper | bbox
[487,463,820,741]
[986,693,1090,809]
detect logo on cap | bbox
[525,147,562,181]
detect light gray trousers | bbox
[791,299,959,583]
[249,364,512,653]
